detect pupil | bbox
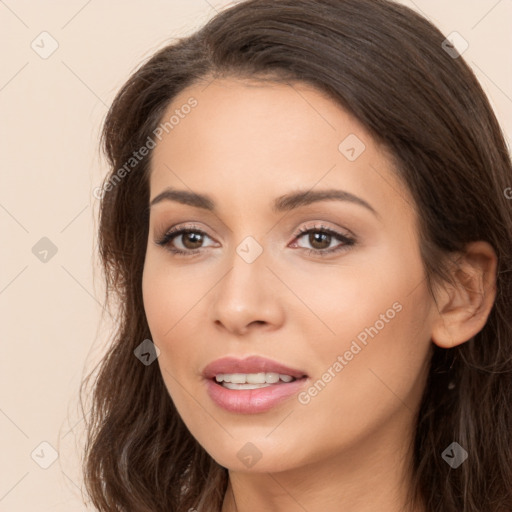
[310,232,330,249]
[183,232,203,249]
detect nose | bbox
[210,247,285,336]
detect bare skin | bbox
[141,77,497,512]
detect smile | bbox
[203,356,309,413]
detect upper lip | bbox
[202,356,307,379]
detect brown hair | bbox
[80,0,512,510]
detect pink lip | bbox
[202,356,309,414]
[202,355,307,380]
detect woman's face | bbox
[142,78,437,473]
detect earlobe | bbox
[430,241,497,349]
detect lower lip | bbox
[205,377,309,414]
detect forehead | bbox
[153,77,370,160]
[148,78,413,220]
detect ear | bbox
[431,241,497,349]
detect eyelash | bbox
[154,223,356,257]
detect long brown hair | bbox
[80,0,512,510]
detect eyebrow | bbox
[149,187,379,217]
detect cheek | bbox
[282,281,432,459]
[283,241,432,411]
[142,261,201,421]
[141,254,219,396]
[276,237,426,349]
[142,253,211,340]
[142,258,191,375]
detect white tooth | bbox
[216,373,295,385]
[246,372,266,384]
[265,372,280,383]
[230,373,247,384]
[223,382,272,390]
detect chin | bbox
[201,437,301,474]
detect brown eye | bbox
[293,225,356,256]
[181,231,204,249]
[155,226,217,255]
[308,231,332,250]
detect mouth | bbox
[202,356,309,413]
[202,355,308,383]
[213,372,302,390]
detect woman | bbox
[81,0,512,510]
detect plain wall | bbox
[1,0,510,510]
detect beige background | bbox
[1,1,511,510]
